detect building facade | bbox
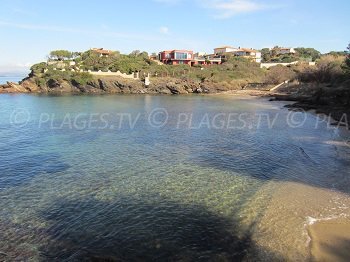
[91,48,114,57]
[214,46,239,55]
[192,53,222,66]
[214,46,262,63]
[234,48,262,63]
[159,50,194,65]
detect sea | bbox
[0,76,26,85]
[0,94,349,260]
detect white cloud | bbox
[200,0,268,19]
[159,26,170,34]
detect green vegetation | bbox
[344,43,350,74]
[30,62,48,74]
[77,50,154,73]
[31,67,93,87]
[49,50,74,61]
[261,47,321,63]
[297,55,346,84]
[264,65,296,84]
[27,45,350,90]
[294,48,321,62]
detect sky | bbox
[0,0,349,75]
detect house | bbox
[214,46,261,63]
[270,47,296,55]
[159,50,194,65]
[234,48,262,63]
[91,48,114,57]
[192,54,222,66]
[194,52,207,58]
[149,54,158,61]
[214,46,239,55]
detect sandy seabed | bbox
[309,218,350,262]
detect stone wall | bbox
[260,61,299,69]
[87,70,137,79]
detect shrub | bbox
[71,72,93,85]
[31,62,47,75]
[265,65,296,84]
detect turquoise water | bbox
[0,94,349,260]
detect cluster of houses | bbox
[47,46,298,72]
[151,46,297,66]
[89,46,296,67]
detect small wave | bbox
[304,214,349,247]
[306,213,349,226]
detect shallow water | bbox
[0,94,349,261]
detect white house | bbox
[234,48,262,63]
[214,46,261,63]
[214,46,239,55]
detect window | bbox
[175,52,188,60]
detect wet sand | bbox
[309,218,350,262]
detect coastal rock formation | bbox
[0,82,29,93]
[0,75,235,95]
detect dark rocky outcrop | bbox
[269,83,350,126]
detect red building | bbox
[159,50,194,65]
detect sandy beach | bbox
[308,218,350,262]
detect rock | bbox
[6,82,28,92]
[166,82,187,94]
[47,79,61,89]
[21,79,40,92]
[194,87,203,93]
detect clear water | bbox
[0,94,349,261]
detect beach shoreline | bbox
[308,218,350,261]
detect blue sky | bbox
[0,0,348,74]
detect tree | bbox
[299,55,344,83]
[30,62,47,75]
[72,52,82,59]
[326,51,347,57]
[295,48,321,62]
[346,43,350,70]
[129,50,141,57]
[265,65,296,84]
[49,50,73,61]
[261,48,271,62]
[80,50,101,70]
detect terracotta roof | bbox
[236,48,259,53]
[215,46,235,49]
[91,48,114,55]
[159,50,193,55]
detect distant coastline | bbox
[0,76,27,85]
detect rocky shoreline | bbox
[0,75,243,95]
[267,83,350,127]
